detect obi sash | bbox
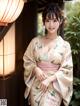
[37,61,60,72]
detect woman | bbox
[23,3,73,106]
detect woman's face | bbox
[44,15,60,34]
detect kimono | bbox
[23,36,73,106]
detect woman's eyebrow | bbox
[46,18,57,20]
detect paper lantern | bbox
[0,23,15,76]
[0,0,24,24]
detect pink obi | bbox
[37,61,60,72]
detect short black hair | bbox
[42,3,63,24]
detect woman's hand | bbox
[34,67,47,81]
[40,75,56,92]
[40,78,51,92]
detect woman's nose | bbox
[49,20,54,26]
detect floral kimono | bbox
[23,36,73,106]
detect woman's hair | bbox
[42,3,63,24]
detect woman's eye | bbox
[45,19,49,22]
[45,19,58,22]
[53,19,57,22]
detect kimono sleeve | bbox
[23,38,37,98]
[53,42,73,106]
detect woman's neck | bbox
[46,33,58,40]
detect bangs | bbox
[42,3,62,23]
[46,12,58,20]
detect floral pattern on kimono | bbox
[23,36,73,106]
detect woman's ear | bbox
[58,18,63,25]
[59,19,63,25]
